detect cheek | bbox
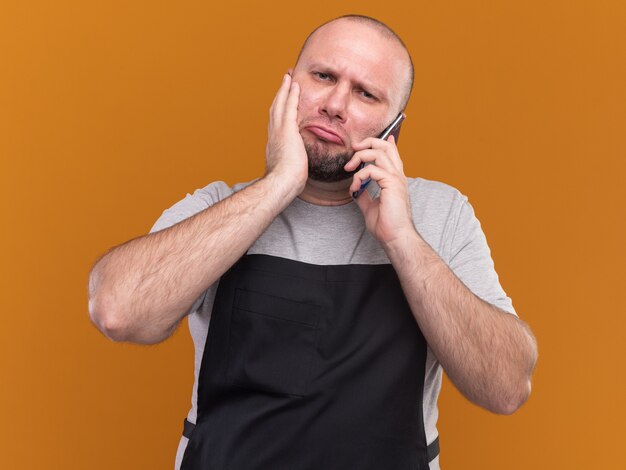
[296,90,322,128]
[351,110,384,140]
[297,89,315,114]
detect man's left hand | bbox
[344,135,416,247]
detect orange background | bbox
[1,1,624,468]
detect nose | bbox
[320,82,349,122]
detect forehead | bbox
[299,20,409,106]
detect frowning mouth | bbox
[304,126,345,145]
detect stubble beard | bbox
[304,139,357,183]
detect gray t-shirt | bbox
[149,176,517,470]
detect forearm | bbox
[88,172,300,344]
[383,230,538,414]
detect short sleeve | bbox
[447,197,517,316]
[147,180,234,314]
[149,180,234,233]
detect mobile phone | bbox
[352,112,406,199]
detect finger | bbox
[352,136,403,172]
[349,164,399,194]
[270,73,290,110]
[270,73,292,125]
[352,136,393,151]
[344,148,398,173]
[283,81,300,124]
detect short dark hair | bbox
[295,15,414,112]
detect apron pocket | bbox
[226,288,322,397]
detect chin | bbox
[305,142,356,183]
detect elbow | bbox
[88,290,176,345]
[87,262,181,345]
[491,380,532,415]
[494,320,538,415]
[88,257,128,342]
[87,260,136,342]
[88,292,132,342]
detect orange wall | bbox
[1,1,624,468]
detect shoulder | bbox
[149,178,259,233]
[186,177,260,203]
[406,176,468,206]
[403,176,473,260]
[405,176,469,224]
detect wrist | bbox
[383,228,437,268]
[262,170,306,201]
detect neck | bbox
[297,178,354,206]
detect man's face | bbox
[292,20,410,182]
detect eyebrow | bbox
[308,63,388,101]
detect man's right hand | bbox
[265,73,308,194]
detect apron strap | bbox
[426,435,440,463]
[183,418,195,440]
[182,419,440,463]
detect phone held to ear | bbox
[352,113,406,199]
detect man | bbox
[88,15,538,470]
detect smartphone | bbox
[352,112,406,199]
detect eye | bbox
[358,89,376,101]
[313,71,333,81]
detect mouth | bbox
[304,125,345,145]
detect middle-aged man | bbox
[89,14,538,470]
